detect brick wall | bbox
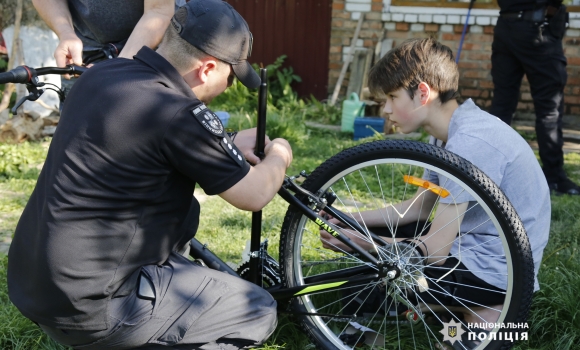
[329,0,580,115]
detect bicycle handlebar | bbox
[0,65,88,84]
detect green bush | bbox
[0,81,17,109]
[210,55,340,129]
[210,55,299,112]
[0,142,48,179]
[0,57,7,72]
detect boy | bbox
[320,37,549,347]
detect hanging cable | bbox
[456,0,477,63]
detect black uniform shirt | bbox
[498,0,548,13]
[7,47,250,330]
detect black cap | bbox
[171,0,260,89]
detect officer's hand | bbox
[233,128,271,165]
[55,32,84,79]
[264,138,293,169]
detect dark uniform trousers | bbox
[489,16,568,183]
[39,253,277,350]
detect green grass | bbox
[0,141,67,349]
[0,131,579,349]
[512,153,580,350]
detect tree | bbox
[0,0,44,31]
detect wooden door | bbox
[227,0,332,100]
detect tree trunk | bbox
[0,0,23,112]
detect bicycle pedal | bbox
[339,332,365,347]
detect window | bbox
[391,0,578,12]
[391,0,496,9]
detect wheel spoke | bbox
[279,140,533,350]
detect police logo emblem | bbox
[448,326,457,338]
[191,104,224,136]
[439,319,465,345]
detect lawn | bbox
[0,117,579,349]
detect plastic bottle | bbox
[341,92,365,132]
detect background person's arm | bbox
[32,0,83,67]
[118,0,174,59]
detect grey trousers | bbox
[40,253,277,349]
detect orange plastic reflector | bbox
[403,175,450,198]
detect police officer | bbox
[7,1,292,349]
[490,0,579,195]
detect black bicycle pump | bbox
[249,68,268,285]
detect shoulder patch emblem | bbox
[191,104,225,137]
[220,137,245,167]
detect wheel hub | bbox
[380,242,428,293]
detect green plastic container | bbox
[341,92,365,132]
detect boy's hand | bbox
[320,229,351,252]
[319,227,373,252]
[318,210,371,252]
[319,210,361,228]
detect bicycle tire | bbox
[279,139,534,350]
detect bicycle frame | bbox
[189,181,389,301]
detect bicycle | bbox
[0,65,534,350]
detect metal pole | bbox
[249,68,268,285]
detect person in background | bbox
[489,0,578,195]
[32,0,174,94]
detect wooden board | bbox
[346,48,373,99]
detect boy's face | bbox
[382,88,424,134]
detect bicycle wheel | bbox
[279,140,534,350]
